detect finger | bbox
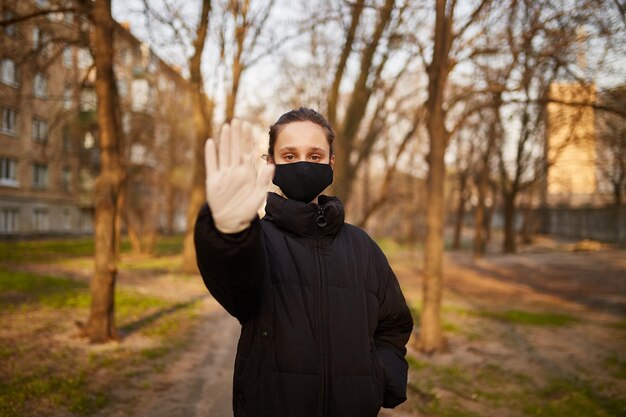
[219,123,231,167]
[230,119,241,165]
[242,121,254,163]
[204,138,218,175]
[256,163,275,189]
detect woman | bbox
[194,108,413,417]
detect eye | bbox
[284,154,296,161]
[310,154,321,161]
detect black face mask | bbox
[272,161,333,203]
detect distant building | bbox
[0,3,194,237]
[544,81,612,207]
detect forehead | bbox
[275,121,329,151]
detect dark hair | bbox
[268,107,335,158]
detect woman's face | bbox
[272,121,335,166]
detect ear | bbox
[330,154,335,169]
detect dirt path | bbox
[93,298,240,417]
[133,302,240,417]
[134,306,239,417]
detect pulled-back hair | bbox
[268,108,335,158]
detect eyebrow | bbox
[278,146,327,153]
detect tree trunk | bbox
[181,0,212,274]
[474,95,501,257]
[484,188,494,244]
[473,172,487,257]
[165,183,175,235]
[452,176,466,250]
[503,192,517,253]
[421,110,447,353]
[80,0,122,343]
[418,0,453,354]
[614,181,623,243]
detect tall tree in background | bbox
[81,0,126,342]
[221,0,275,122]
[419,0,491,353]
[181,0,213,274]
[326,0,410,205]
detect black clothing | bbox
[193,192,414,417]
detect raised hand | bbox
[204,119,275,234]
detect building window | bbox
[3,11,16,37]
[61,166,72,192]
[80,89,96,111]
[83,132,95,149]
[32,27,51,54]
[48,11,64,22]
[78,48,93,69]
[62,47,73,69]
[1,108,18,136]
[32,118,48,143]
[122,113,130,134]
[62,127,72,151]
[32,208,49,231]
[33,73,48,98]
[64,12,73,24]
[0,208,20,233]
[0,59,18,87]
[0,157,18,187]
[62,208,71,230]
[63,85,73,109]
[32,27,40,48]
[32,163,48,189]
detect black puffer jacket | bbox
[194,192,414,417]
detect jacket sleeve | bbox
[374,263,414,409]
[193,201,266,323]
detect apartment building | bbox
[544,81,620,207]
[0,2,194,237]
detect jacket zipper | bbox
[315,207,328,417]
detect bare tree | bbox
[81,0,126,342]
[219,0,276,122]
[417,0,492,353]
[181,0,213,274]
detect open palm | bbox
[204,119,275,234]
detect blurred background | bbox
[0,0,624,416]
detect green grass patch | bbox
[604,355,626,380]
[0,268,172,324]
[523,377,626,417]
[475,309,578,326]
[420,400,484,417]
[0,268,87,310]
[0,368,109,417]
[140,346,170,360]
[0,234,184,264]
[116,256,182,272]
[406,355,429,371]
[607,320,626,330]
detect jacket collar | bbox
[263,192,345,238]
